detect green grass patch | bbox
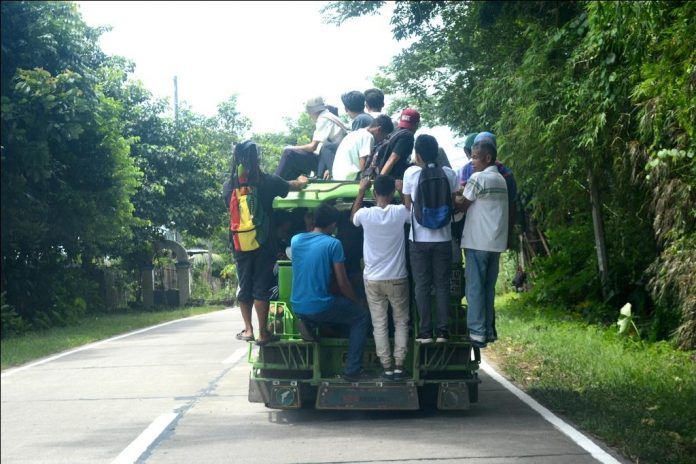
[1,305,226,370]
[488,294,696,464]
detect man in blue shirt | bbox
[290,203,370,381]
[342,90,374,131]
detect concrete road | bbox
[1,308,627,464]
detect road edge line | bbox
[1,310,228,379]
[480,359,622,464]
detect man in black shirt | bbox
[223,141,308,345]
[377,108,420,180]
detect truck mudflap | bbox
[249,379,302,409]
[315,381,419,410]
[437,382,471,410]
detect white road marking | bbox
[480,359,622,464]
[1,312,223,379]
[223,346,248,364]
[112,412,178,464]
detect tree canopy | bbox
[324,0,695,348]
[0,1,264,333]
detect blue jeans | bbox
[464,248,501,342]
[296,296,370,375]
[409,241,452,334]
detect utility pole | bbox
[173,75,179,124]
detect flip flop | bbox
[255,334,281,346]
[235,330,254,342]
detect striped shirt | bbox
[461,166,509,252]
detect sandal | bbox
[235,330,254,342]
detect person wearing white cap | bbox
[275,96,349,180]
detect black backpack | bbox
[413,163,453,229]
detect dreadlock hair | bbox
[232,140,261,185]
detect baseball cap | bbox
[398,108,420,130]
[464,133,479,151]
[474,131,496,147]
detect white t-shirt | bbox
[313,110,348,148]
[403,164,459,242]
[352,204,410,280]
[332,128,375,181]
[461,165,509,252]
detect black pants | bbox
[275,148,317,180]
[275,143,340,180]
[409,241,452,334]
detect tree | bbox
[324,0,695,348]
[1,1,142,329]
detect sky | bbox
[77,1,466,168]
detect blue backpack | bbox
[413,163,453,229]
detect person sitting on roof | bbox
[364,88,385,118]
[275,96,349,181]
[331,115,394,181]
[372,108,420,181]
[342,90,374,130]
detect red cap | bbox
[398,108,420,130]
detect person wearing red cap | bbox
[373,108,420,180]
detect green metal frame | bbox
[272,179,392,209]
[248,180,480,410]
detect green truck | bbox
[247,180,480,410]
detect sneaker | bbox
[416,332,434,344]
[435,330,449,343]
[380,369,395,381]
[393,367,407,381]
[342,369,372,382]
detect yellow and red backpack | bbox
[229,166,269,252]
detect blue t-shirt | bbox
[351,113,374,131]
[290,232,345,314]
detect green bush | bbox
[527,222,601,308]
[1,291,28,338]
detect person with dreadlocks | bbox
[223,140,308,346]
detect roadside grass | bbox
[1,305,226,371]
[487,294,696,464]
